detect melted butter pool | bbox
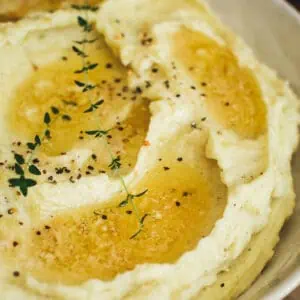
[8,39,150,173]
[21,155,227,284]
[174,29,267,140]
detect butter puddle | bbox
[4,154,226,285]
[7,37,150,176]
[174,28,267,140]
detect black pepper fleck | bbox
[32,158,40,164]
[8,208,16,215]
[13,271,20,277]
[135,87,143,94]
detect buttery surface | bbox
[0,0,299,300]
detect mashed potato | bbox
[0,0,298,299]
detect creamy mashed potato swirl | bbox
[0,0,299,299]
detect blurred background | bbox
[279,1,299,299]
[288,0,300,9]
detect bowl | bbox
[206,0,300,298]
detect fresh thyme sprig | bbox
[71,4,98,12]
[104,139,149,239]
[8,106,71,196]
[73,3,148,239]
[72,3,100,112]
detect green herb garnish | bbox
[8,108,63,196]
[73,2,149,238]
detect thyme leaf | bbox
[14,163,24,176]
[8,176,37,197]
[51,106,60,115]
[71,4,98,12]
[74,63,98,74]
[84,99,104,113]
[35,135,41,145]
[44,112,51,125]
[29,165,41,176]
[77,16,92,32]
[14,154,25,165]
[85,129,110,138]
[72,46,88,58]
[74,38,98,45]
[74,80,85,87]
[109,156,121,171]
[26,143,36,150]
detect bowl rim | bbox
[262,1,300,299]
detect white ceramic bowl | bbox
[205,0,300,298]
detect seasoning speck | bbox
[8,208,16,215]
[13,271,20,277]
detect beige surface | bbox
[286,286,300,299]
[285,4,300,300]
[0,0,100,21]
[207,0,300,299]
